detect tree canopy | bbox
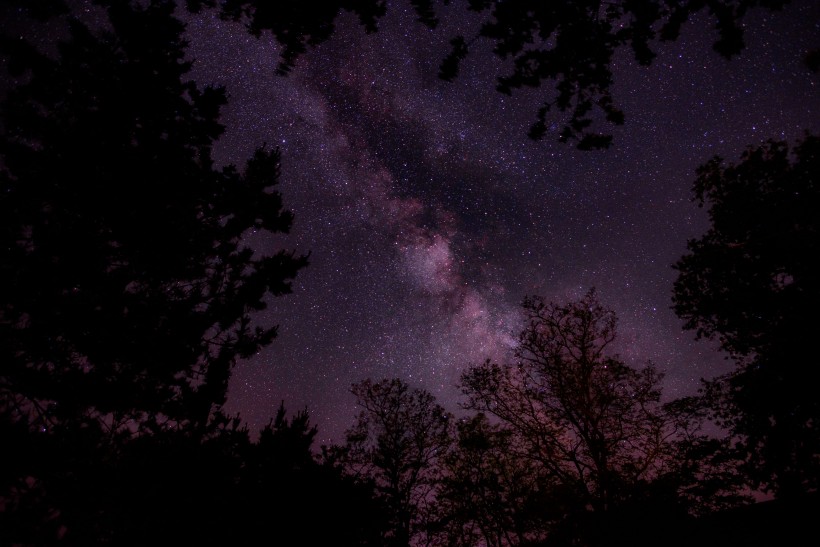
[462,291,675,512]
[433,413,555,546]
[459,290,746,545]
[11,0,794,149]
[0,0,307,433]
[338,378,453,546]
[182,0,791,149]
[673,134,820,497]
[0,1,310,541]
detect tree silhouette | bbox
[432,413,556,546]
[0,0,306,434]
[337,378,453,547]
[434,0,790,149]
[234,404,388,546]
[463,291,671,512]
[460,290,739,543]
[673,134,820,497]
[186,0,388,75]
[0,1,307,541]
[199,0,790,149]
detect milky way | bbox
[182,1,819,442]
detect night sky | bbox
[181,1,818,443]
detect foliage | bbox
[0,0,307,434]
[197,0,789,149]
[185,0,388,74]
[673,134,820,497]
[339,378,453,547]
[460,290,742,544]
[432,413,556,546]
[0,404,385,545]
[462,291,674,511]
[0,1,309,541]
[235,404,389,546]
[436,0,789,149]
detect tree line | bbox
[1,0,817,545]
[327,282,815,545]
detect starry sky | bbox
[181,1,818,443]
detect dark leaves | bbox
[439,36,469,82]
[187,0,787,149]
[673,134,820,496]
[0,1,307,433]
